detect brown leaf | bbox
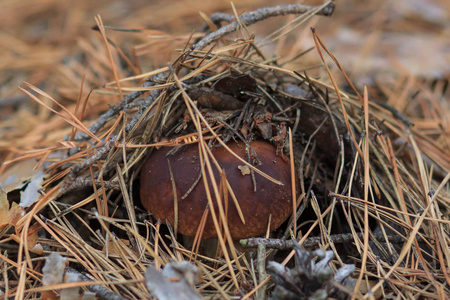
[0,159,41,193]
[212,73,257,98]
[10,222,43,255]
[254,112,273,140]
[188,87,244,110]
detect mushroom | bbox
[140,140,294,239]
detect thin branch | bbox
[240,232,425,250]
[67,73,168,142]
[67,137,115,178]
[64,267,128,300]
[194,2,335,50]
[58,177,120,196]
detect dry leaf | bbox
[0,185,25,229]
[20,169,44,208]
[42,253,68,300]
[238,165,251,176]
[60,272,82,300]
[0,159,41,193]
[254,112,273,140]
[145,261,202,300]
[188,87,245,110]
[0,158,45,208]
[212,73,257,98]
[10,222,43,255]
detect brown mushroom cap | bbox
[140,140,294,239]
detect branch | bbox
[240,232,424,250]
[194,1,335,50]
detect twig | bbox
[64,267,128,300]
[67,73,168,142]
[200,12,235,32]
[67,137,115,178]
[194,2,335,50]
[58,177,120,196]
[240,232,425,250]
[257,243,267,300]
[373,100,414,128]
[125,74,209,132]
[62,73,210,193]
[124,89,164,132]
[66,86,147,142]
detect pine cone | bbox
[267,243,355,300]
